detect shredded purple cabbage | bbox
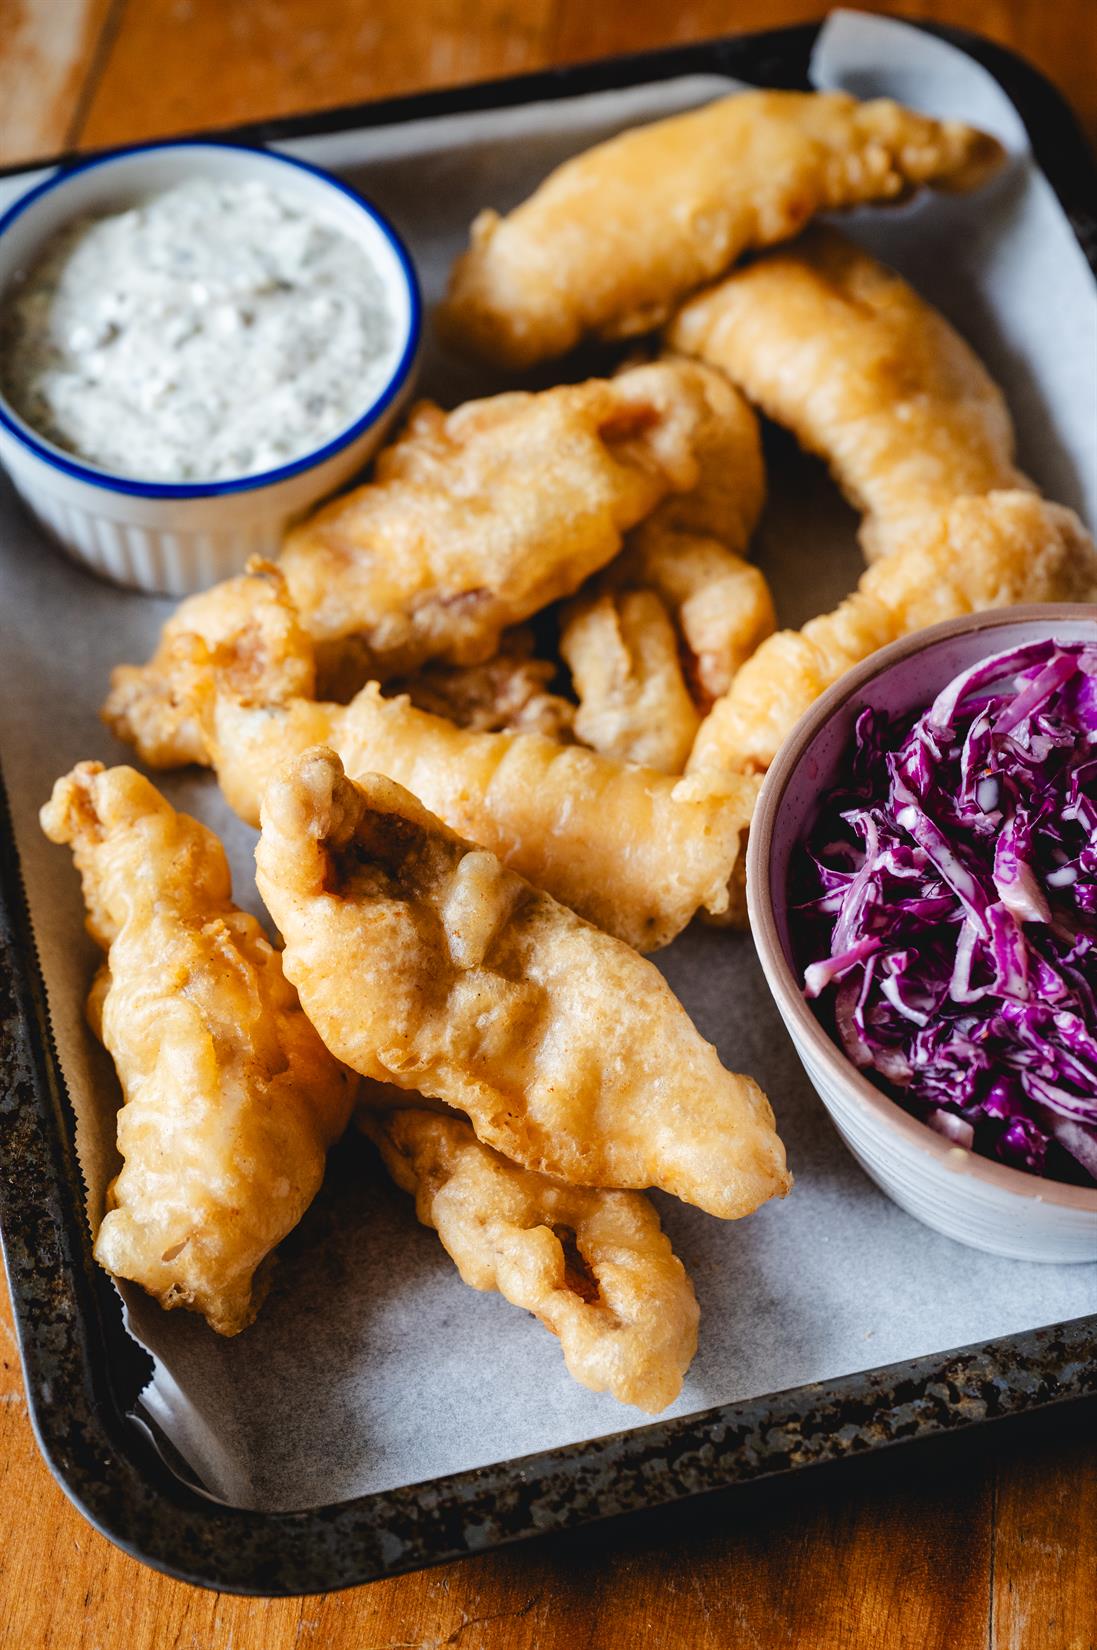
[798,638,1097,1185]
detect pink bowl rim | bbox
[746,604,1097,1215]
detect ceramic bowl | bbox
[747,605,1097,1264]
[0,140,421,595]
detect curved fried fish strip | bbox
[364,1108,699,1412]
[669,227,1028,561]
[688,492,1097,776]
[609,359,773,702]
[257,750,790,1220]
[440,90,1003,369]
[40,763,355,1335]
[634,358,766,553]
[212,661,755,950]
[561,588,700,773]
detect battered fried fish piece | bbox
[103,364,721,768]
[120,566,755,948]
[389,627,575,739]
[257,750,790,1219]
[669,227,1029,561]
[103,561,316,769]
[610,357,774,701]
[615,531,777,704]
[364,1108,699,1412]
[39,763,355,1335]
[280,361,719,677]
[688,492,1097,775]
[560,588,700,773]
[440,90,1004,368]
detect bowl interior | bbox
[767,610,1097,969]
[0,143,419,483]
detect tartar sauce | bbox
[0,178,397,483]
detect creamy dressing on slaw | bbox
[0,178,397,483]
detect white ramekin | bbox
[747,606,1097,1265]
[0,140,421,596]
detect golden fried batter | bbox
[279,361,719,676]
[688,492,1097,775]
[364,1108,699,1411]
[389,627,575,739]
[669,227,1029,561]
[632,358,766,552]
[609,358,774,701]
[103,364,723,767]
[103,561,316,769]
[40,763,355,1335]
[559,361,771,761]
[561,588,700,773]
[615,531,777,705]
[257,750,790,1219]
[212,674,756,950]
[440,90,1003,368]
[124,568,757,949]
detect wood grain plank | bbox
[0,1259,1001,1650]
[77,0,557,150]
[993,1424,1097,1650]
[8,1320,1091,1650]
[1001,0,1097,148]
[549,0,826,67]
[0,0,118,165]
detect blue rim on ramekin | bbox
[0,139,422,498]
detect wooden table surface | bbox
[1,3,1095,1645]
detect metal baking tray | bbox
[1,19,1095,1596]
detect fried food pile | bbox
[103,360,731,763]
[42,85,1097,1413]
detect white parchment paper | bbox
[0,13,1094,1511]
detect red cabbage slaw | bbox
[799,637,1097,1185]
